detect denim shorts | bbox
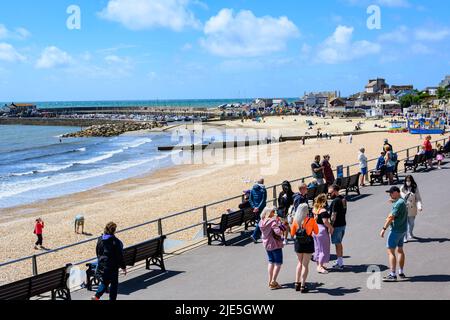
[386,166,395,173]
[266,248,283,265]
[331,226,346,244]
[361,167,368,175]
[387,231,406,249]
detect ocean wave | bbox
[74,149,125,165]
[0,146,88,166]
[123,138,153,150]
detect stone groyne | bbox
[62,122,164,138]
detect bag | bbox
[391,152,398,163]
[295,218,313,245]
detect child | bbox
[34,218,45,250]
[436,144,445,170]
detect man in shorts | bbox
[329,185,347,270]
[380,186,408,282]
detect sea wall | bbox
[0,117,127,127]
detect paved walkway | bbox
[73,162,450,300]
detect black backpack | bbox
[295,218,313,244]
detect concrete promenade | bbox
[73,161,450,300]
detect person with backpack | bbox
[400,176,423,242]
[384,146,397,185]
[291,203,318,293]
[92,222,127,301]
[278,181,294,245]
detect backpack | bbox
[391,152,398,163]
[295,218,313,245]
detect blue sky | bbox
[0,0,449,102]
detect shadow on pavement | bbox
[227,232,255,247]
[346,194,372,202]
[333,264,389,274]
[307,282,362,296]
[407,275,450,283]
[412,237,450,244]
[118,270,184,296]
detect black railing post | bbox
[346,166,350,177]
[273,186,277,207]
[202,206,208,237]
[157,219,163,236]
[406,148,410,159]
[32,255,38,276]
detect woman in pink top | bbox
[259,207,287,290]
[34,218,44,250]
[423,136,434,169]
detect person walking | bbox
[311,156,325,185]
[328,185,347,270]
[358,147,368,187]
[436,144,445,170]
[348,134,353,144]
[312,194,333,274]
[92,222,127,301]
[380,187,408,282]
[74,214,85,234]
[259,207,286,290]
[383,139,393,153]
[278,181,294,245]
[322,155,335,185]
[291,203,318,293]
[400,176,423,242]
[249,178,267,243]
[423,135,434,170]
[34,218,44,250]
[384,146,396,185]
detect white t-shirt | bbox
[358,152,368,169]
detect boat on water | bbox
[407,117,446,135]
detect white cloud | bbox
[378,26,409,43]
[315,25,380,64]
[36,46,73,69]
[344,0,411,7]
[0,43,26,62]
[415,27,450,41]
[411,43,433,55]
[99,0,200,31]
[377,0,411,8]
[200,9,299,57]
[0,24,31,40]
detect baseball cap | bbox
[386,186,400,194]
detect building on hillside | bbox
[390,85,414,95]
[425,87,439,96]
[365,78,389,94]
[439,75,450,88]
[303,91,337,109]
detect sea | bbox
[0,98,298,209]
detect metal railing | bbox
[0,136,448,283]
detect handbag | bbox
[295,218,313,245]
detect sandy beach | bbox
[0,116,444,284]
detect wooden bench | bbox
[207,208,256,246]
[0,264,72,300]
[86,236,166,291]
[405,154,427,172]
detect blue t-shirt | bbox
[391,198,407,233]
